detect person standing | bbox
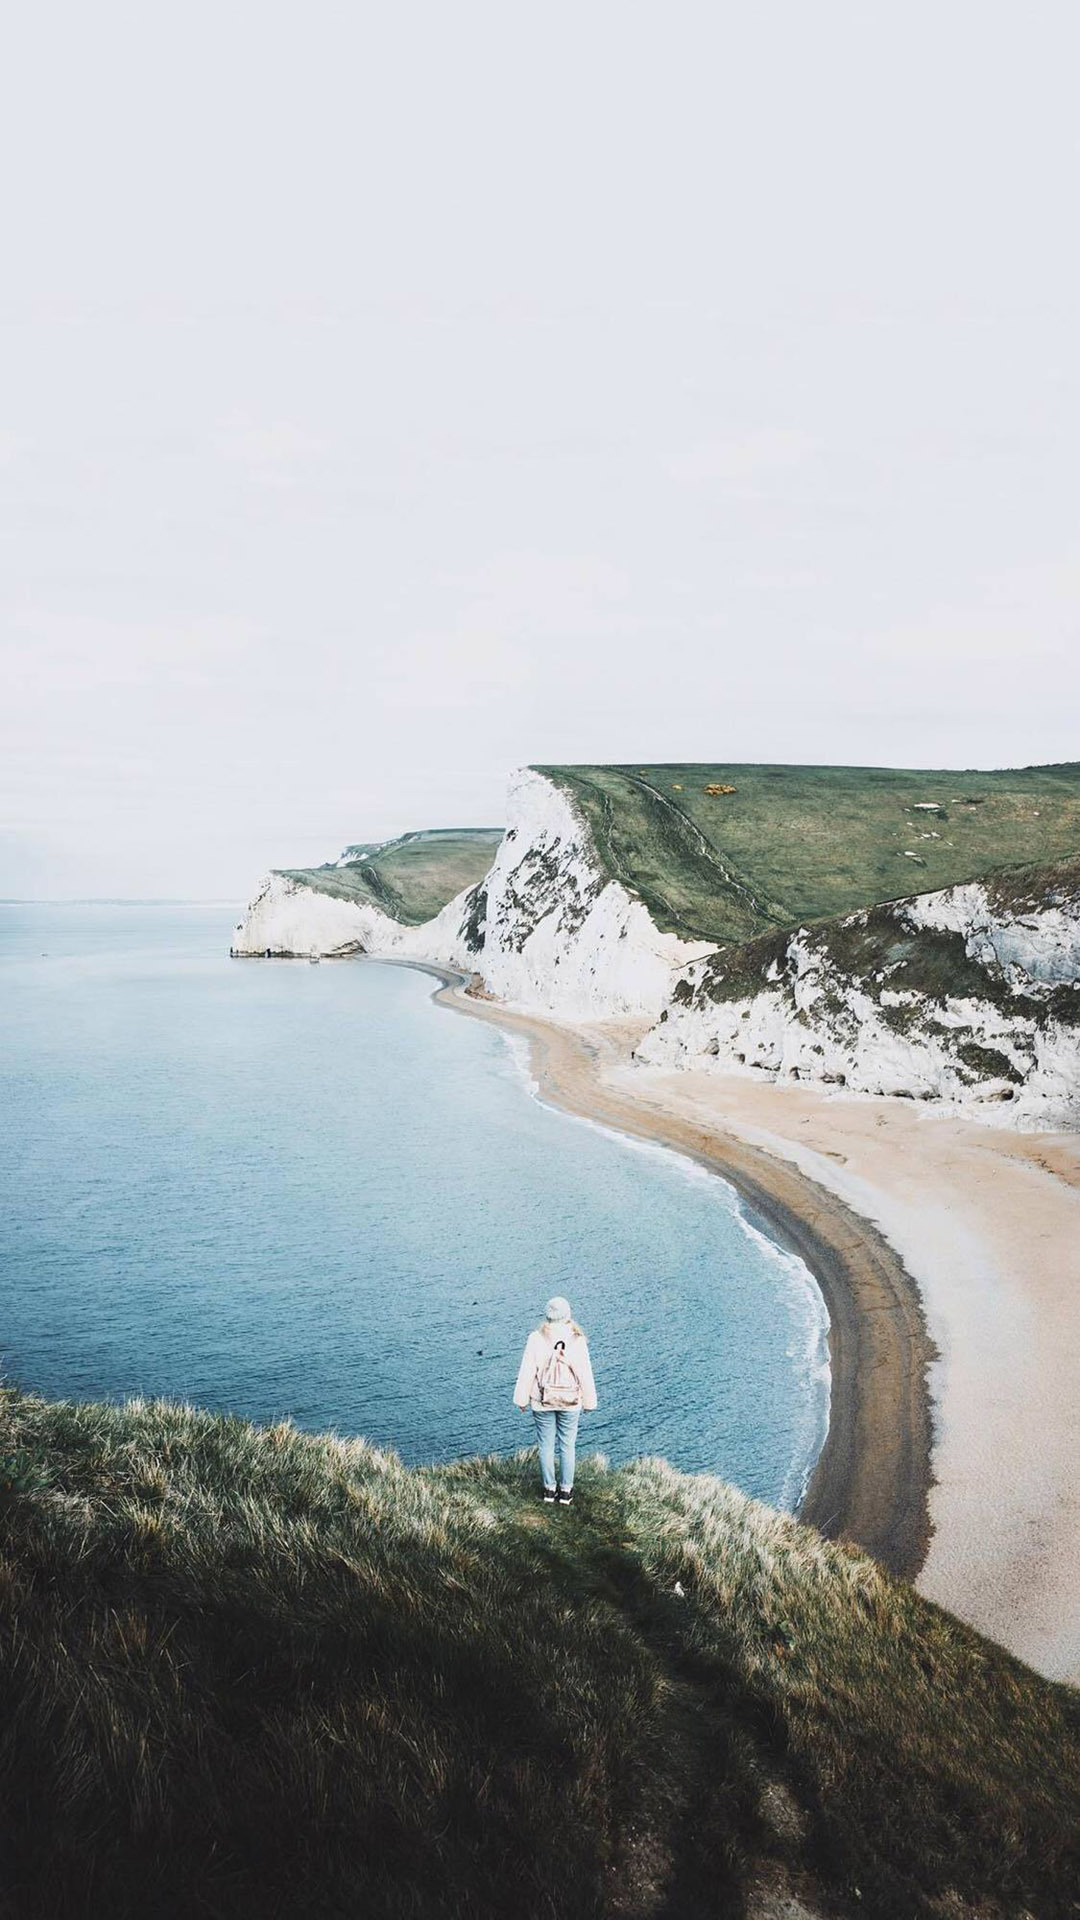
[513,1295,597,1504]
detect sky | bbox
[2,2,1078,899]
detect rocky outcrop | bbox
[637,860,1080,1127]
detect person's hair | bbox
[540,1317,586,1339]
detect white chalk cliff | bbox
[463,770,715,1018]
[231,768,713,1021]
[233,773,1080,1127]
[232,870,474,972]
[638,869,1080,1128]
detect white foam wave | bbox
[495,1028,539,1095]
[733,1201,832,1509]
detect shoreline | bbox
[418,967,1080,1684]
[421,968,936,1582]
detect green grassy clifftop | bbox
[2,1388,1077,1919]
[539,763,1080,945]
[279,826,503,926]
[252,764,1080,958]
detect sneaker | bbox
[542,1488,556,1503]
[556,1487,574,1506]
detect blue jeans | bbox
[531,1407,581,1492]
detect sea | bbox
[0,903,829,1510]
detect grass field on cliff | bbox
[540,762,1080,945]
[279,826,502,925]
[2,1388,1078,1919]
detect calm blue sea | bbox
[0,904,829,1508]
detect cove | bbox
[0,903,828,1509]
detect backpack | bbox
[537,1337,581,1410]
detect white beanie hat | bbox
[545,1295,572,1322]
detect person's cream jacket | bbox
[513,1320,598,1413]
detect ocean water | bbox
[0,903,829,1509]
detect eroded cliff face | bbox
[230,769,712,1020]
[636,862,1080,1127]
[464,769,714,1018]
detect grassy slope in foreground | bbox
[539,762,1080,945]
[2,1390,1078,1920]
[278,826,503,926]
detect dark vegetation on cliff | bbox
[540,763,1080,945]
[670,854,1080,1044]
[2,1388,1078,1919]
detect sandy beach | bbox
[433,974,1080,1687]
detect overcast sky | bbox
[2,3,1078,898]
